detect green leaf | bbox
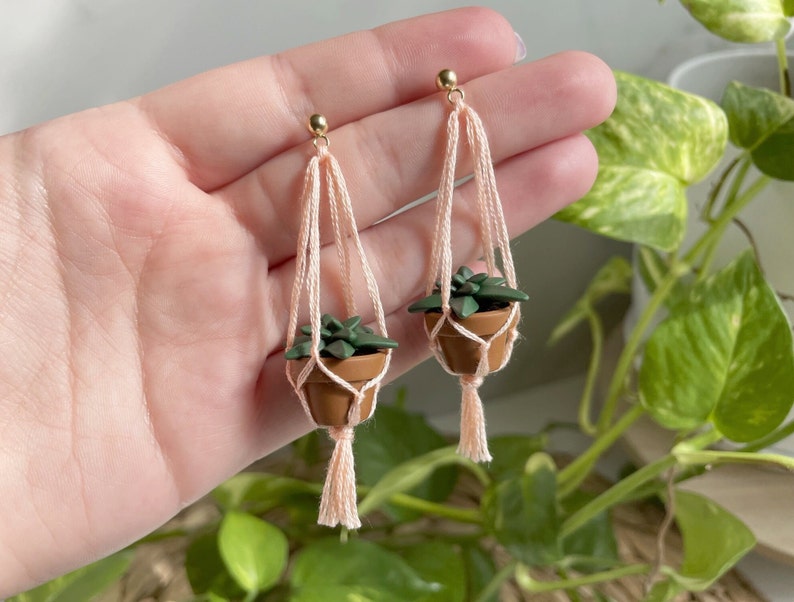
[212,472,318,512]
[642,579,684,602]
[358,446,467,518]
[640,251,794,441]
[461,545,498,602]
[721,81,794,180]
[324,339,356,359]
[752,116,794,180]
[450,295,479,319]
[721,81,794,150]
[355,405,458,521]
[482,452,561,566]
[401,542,466,602]
[217,512,288,594]
[185,532,245,599]
[557,71,727,251]
[679,0,792,42]
[486,434,548,481]
[12,551,133,602]
[474,285,529,303]
[549,256,632,345]
[469,272,489,284]
[668,490,755,590]
[561,491,619,573]
[408,293,442,313]
[290,538,438,600]
[456,281,480,295]
[786,0,794,15]
[289,585,406,602]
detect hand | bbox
[0,7,615,594]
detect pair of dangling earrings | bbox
[284,69,528,529]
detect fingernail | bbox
[514,31,527,63]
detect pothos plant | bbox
[10,2,794,602]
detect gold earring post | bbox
[436,69,464,103]
[308,113,330,148]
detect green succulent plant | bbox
[407,265,529,320]
[285,313,398,360]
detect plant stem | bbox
[675,449,794,471]
[475,561,516,602]
[389,492,482,524]
[578,306,604,436]
[558,404,646,499]
[515,562,650,593]
[645,468,676,594]
[243,590,258,602]
[683,172,770,266]
[556,567,584,602]
[777,38,791,97]
[701,155,741,222]
[561,455,676,538]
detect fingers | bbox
[218,51,615,265]
[135,7,518,190]
[266,133,598,336]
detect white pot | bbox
[625,49,794,455]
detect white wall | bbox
[0,0,735,412]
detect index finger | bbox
[135,7,519,190]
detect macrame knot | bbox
[328,425,354,442]
[318,425,360,529]
[457,373,491,463]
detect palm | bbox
[0,8,615,595]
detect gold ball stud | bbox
[435,69,458,91]
[308,113,328,136]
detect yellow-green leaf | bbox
[217,512,287,594]
[680,0,792,42]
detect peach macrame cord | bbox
[426,70,521,463]
[284,117,391,529]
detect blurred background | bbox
[0,0,739,414]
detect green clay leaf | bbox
[475,285,529,303]
[668,490,755,590]
[355,333,399,349]
[640,251,794,441]
[455,281,480,295]
[482,276,507,286]
[300,324,312,335]
[323,339,356,359]
[680,0,792,42]
[469,272,489,284]
[408,293,443,313]
[452,274,467,287]
[450,295,480,319]
[330,327,357,344]
[456,265,475,279]
[557,71,727,251]
[342,315,362,330]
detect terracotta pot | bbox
[288,351,387,427]
[424,305,516,375]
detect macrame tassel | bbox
[318,425,361,529]
[457,375,492,463]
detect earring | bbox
[285,114,398,529]
[408,70,529,463]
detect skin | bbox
[0,7,616,596]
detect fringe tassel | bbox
[457,375,492,463]
[318,426,361,529]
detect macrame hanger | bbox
[425,70,521,463]
[285,115,392,529]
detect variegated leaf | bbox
[557,71,727,251]
[680,0,792,42]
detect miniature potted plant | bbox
[285,313,398,427]
[407,265,528,375]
